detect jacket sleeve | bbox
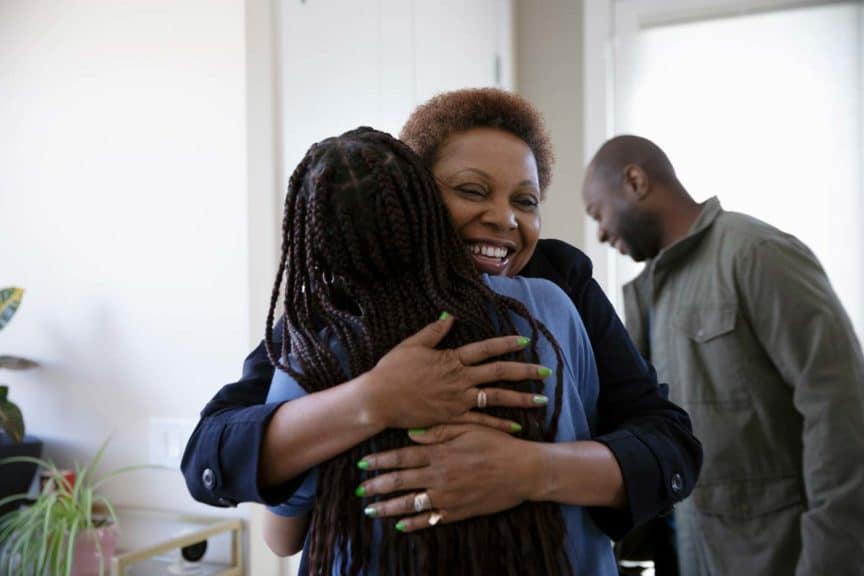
[181,331,307,507]
[736,238,864,575]
[527,240,703,539]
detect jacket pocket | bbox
[675,305,736,343]
[673,304,751,409]
[692,476,804,519]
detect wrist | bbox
[349,370,390,432]
[521,440,553,502]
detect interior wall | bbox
[0,0,251,517]
[515,0,585,250]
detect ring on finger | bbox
[413,492,432,513]
[476,389,488,409]
[428,511,443,526]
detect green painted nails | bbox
[395,521,408,532]
[439,311,451,321]
[510,422,523,433]
[533,395,549,405]
[364,506,377,517]
[538,366,552,378]
[355,485,367,497]
[408,428,426,436]
[357,459,370,470]
[516,336,530,347]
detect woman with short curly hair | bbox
[182,88,701,572]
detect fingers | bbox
[406,424,477,445]
[363,491,433,519]
[357,467,428,497]
[449,411,525,434]
[456,334,530,366]
[464,387,548,411]
[358,445,432,472]
[465,361,551,385]
[392,510,457,533]
[396,313,454,349]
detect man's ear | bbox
[623,164,650,201]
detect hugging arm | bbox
[182,316,550,507]
[359,240,702,538]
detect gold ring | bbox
[477,389,488,409]
[413,492,432,513]
[428,511,443,526]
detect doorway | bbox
[584,0,864,341]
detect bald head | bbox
[587,135,678,190]
[582,135,692,262]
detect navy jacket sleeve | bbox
[522,239,702,539]
[181,322,306,507]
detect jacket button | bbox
[202,468,216,490]
[670,472,683,496]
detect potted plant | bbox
[0,440,137,576]
[0,286,42,516]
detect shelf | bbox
[110,507,243,576]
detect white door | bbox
[585,0,864,340]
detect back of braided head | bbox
[265,127,573,576]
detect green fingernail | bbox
[439,311,451,321]
[538,366,552,378]
[408,428,426,436]
[516,336,530,347]
[510,422,523,433]
[395,521,408,532]
[357,459,370,470]
[355,485,367,497]
[533,395,548,405]
[364,506,377,517]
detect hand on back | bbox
[362,313,549,433]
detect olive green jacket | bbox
[623,197,864,575]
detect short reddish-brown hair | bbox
[399,88,554,192]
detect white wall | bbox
[0,0,251,517]
[515,0,585,250]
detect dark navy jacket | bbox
[181,239,702,539]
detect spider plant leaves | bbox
[0,356,39,370]
[0,288,23,332]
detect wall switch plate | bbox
[148,418,197,469]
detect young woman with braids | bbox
[260,127,614,574]
[182,89,701,564]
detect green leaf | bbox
[0,355,39,370]
[0,396,25,442]
[0,287,24,331]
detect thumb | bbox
[397,312,454,349]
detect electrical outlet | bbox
[148,418,197,469]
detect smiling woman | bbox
[433,127,541,277]
[181,88,702,575]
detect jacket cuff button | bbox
[202,467,216,490]
[670,472,683,496]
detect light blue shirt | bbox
[266,274,616,575]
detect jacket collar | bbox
[627,196,724,290]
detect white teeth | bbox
[470,243,509,259]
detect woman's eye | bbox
[456,186,486,198]
[514,196,539,209]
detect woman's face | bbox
[432,127,542,277]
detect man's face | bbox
[582,169,661,262]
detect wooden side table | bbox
[109,507,244,576]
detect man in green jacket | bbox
[583,135,864,575]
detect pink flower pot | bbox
[70,525,117,576]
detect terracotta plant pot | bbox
[70,525,117,576]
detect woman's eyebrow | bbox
[449,168,491,179]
